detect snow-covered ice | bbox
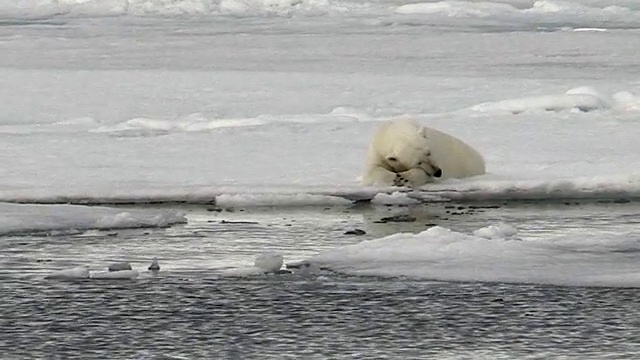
[0,203,186,236]
[44,266,90,280]
[299,225,640,287]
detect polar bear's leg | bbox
[394,168,430,187]
[365,166,431,187]
[364,166,399,186]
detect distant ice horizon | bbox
[2,0,640,21]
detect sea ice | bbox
[45,267,90,280]
[91,270,140,280]
[108,262,133,272]
[254,252,284,273]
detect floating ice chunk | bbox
[254,252,284,273]
[45,267,90,280]
[221,253,285,277]
[148,258,160,272]
[220,266,265,277]
[91,270,139,280]
[108,262,132,272]
[473,222,518,239]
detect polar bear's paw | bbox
[393,168,430,187]
[393,173,410,187]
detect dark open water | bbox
[1,201,639,359]
[2,276,639,359]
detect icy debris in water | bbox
[374,214,417,223]
[221,253,286,277]
[108,262,132,272]
[344,228,366,236]
[91,270,139,280]
[473,222,518,239]
[45,267,90,280]
[148,258,160,272]
[295,262,322,276]
[285,261,323,276]
[254,252,284,273]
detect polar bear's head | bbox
[383,143,442,179]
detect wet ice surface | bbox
[1,202,639,359]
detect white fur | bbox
[362,119,486,187]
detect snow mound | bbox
[473,222,518,239]
[469,87,612,114]
[91,109,373,136]
[612,91,640,111]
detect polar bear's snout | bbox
[423,163,442,178]
[416,158,442,178]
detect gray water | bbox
[1,201,639,359]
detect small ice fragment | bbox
[254,253,284,273]
[473,223,518,239]
[45,267,90,280]
[108,262,132,272]
[148,258,160,271]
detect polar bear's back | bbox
[421,126,485,179]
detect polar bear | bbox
[362,119,485,187]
